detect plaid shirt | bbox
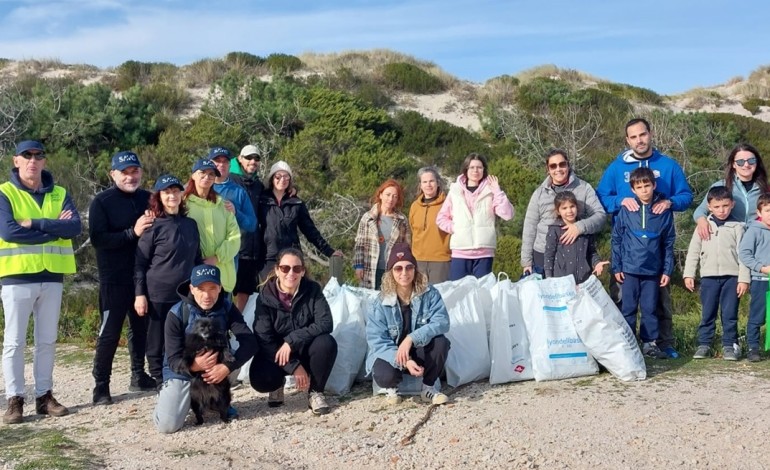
[353,204,412,289]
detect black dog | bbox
[182,317,234,425]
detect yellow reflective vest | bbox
[0,182,76,276]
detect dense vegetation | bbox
[1,53,770,351]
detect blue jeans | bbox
[698,276,739,347]
[621,273,660,343]
[449,257,493,281]
[747,280,768,349]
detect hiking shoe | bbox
[643,342,669,360]
[92,382,113,406]
[723,346,739,361]
[3,396,24,424]
[384,388,402,405]
[268,387,284,408]
[308,392,330,415]
[35,391,69,417]
[129,371,158,392]
[693,345,710,359]
[420,388,449,405]
[747,348,762,362]
[662,346,680,359]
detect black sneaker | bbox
[643,342,668,359]
[747,348,761,362]
[129,371,158,392]
[92,382,112,405]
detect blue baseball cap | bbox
[15,140,45,155]
[192,158,221,177]
[190,264,221,287]
[111,151,142,171]
[207,147,232,160]
[153,174,184,192]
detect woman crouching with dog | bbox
[250,248,338,415]
[153,265,256,434]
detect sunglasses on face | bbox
[242,154,260,161]
[20,152,46,161]
[277,265,305,274]
[392,264,415,273]
[735,157,757,167]
[548,161,568,170]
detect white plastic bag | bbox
[234,293,258,383]
[344,285,379,382]
[324,286,368,395]
[489,278,534,384]
[570,276,646,381]
[520,276,598,381]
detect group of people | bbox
[2,116,769,431]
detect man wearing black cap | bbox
[0,140,81,424]
[90,151,155,405]
[154,264,256,434]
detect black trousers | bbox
[249,334,337,393]
[92,284,148,383]
[372,335,450,388]
[146,300,176,380]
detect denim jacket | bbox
[365,285,449,372]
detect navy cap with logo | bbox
[153,174,184,192]
[190,264,221,287]
[207,147,232,160]
[111,151,142,171]
[191,158,221,177]
[15,140,45,155]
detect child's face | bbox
[557,201,578,224]
[631,180,655,204]
[758,204,770,228]
[707,198,734,221]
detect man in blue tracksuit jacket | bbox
[597,118,693,358]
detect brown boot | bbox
[35,391,69,417]
[3,396,24,424]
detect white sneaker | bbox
[420,387,449,405]
[384,388,402,405]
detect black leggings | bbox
[372,335,450,388]
[92,284,147,383]
[250,334,337,393]
[146,300,176,380]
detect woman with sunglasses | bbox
[521,149,606,277]
[258,161,342,281]
[366,243,450,405]
[693,143,769,240]
[134,175,202,387]
[250,248,337,415]
[436,152,514,280]
[183,159,241,293]
[354,179,412,289]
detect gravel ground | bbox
[2,346,770,469]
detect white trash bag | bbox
[489,278,534,384]
[324,285,368,395]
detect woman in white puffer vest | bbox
[436,153,514,280]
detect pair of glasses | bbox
[735,157,757,167]
[21,152,46,160]
[548,161,568,170]
[277,265,305,274]
[274,174,290,181]
[392,264,415,273]
[242,154,260,161]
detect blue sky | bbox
[0,0,767,95]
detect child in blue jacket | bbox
[611,168,675,359]
[738,193,770,362]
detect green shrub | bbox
[265,53,303,72]
[225,51,265,68]
[597,82,663,105]
[114,60,178,91]
[381,62,446,94]
[0,58,9,69]
[140,83,191,113]
[516,77,577,112]
[742,98,770,115]
[355,82,393,109]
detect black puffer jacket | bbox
[258,192,334,264]
[543,223,601,283]
[253,278,333,373]
[233,174,264,260]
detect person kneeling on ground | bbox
[366,242,451,405]
[249,248,337,415]
[154,265,256,433]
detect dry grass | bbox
[478,75,519,105]
[675,87,726,110]
[179,58,229,88]
[515,64,602,86]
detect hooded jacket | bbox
[521,172,606,267]
[212,177,257,233]
[596,149,693,217]
[544,223,601,283]
[692,176,762,225]
[683,215,750,282]
[253,277,333,374]
[408,192,450,262]
[610,192,675,277]
[233,173,264,260]
[162,283,257,381]
[739,220,770,281]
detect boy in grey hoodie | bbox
[738,193,770,362]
